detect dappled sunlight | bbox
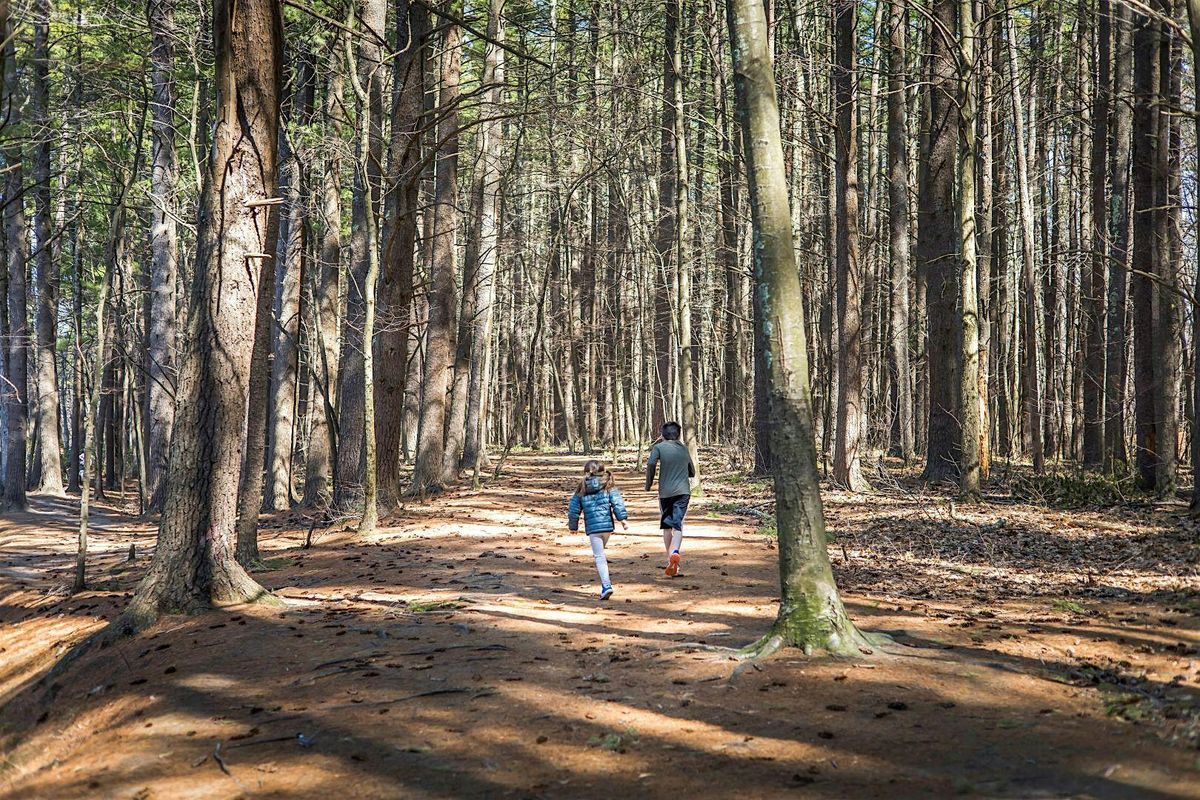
[1,454,1197,798]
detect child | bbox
[567,460,629,600]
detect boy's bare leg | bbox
[662,529,673,556]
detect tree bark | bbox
[2,3,29,510]
[126,0,282,625]
[886,0,913,463]
[728,0,874,656]
[462,0,505,472]
[376,0,428,505]
[333,0,387,513]
[832,0,870,491]
[958,0,981,499]
[145,0,179,509]
[1185,0,1200,510]
[1131,6,1159,488]
[1105,1,1133,469]
[1005,3,1045,473]
[918,0,961,481]
[1084,0,1111,467]
[653,0,679,429]
[410,11,462,494]
[263,58,313,511]
[303,39,346,508]
[30,0,64,496]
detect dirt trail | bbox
[0,453,1197,799]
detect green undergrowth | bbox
[1010,471,1144,509]
[587,726,640,752]
[405,599,461,613]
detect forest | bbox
[0,0,1197,796]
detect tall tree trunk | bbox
[832,0,870,491]
[1084,0,1110,467]
[1005,3,1045,473]
[1105,1,1133,469]
[333,0,387,513]
[126,0,282,627]
[674,0,700,480]
[727,0,874,656]
[346,9,385,531]
[1131,6,1160,488]
[2,3,29,510]
[462,0,505,472]
[886,0,913,463]
[653,0,679,429]
[303,40,345,508]
[1153,12,1181,496]
[264,58,313,511]
[918,0,961,481]
[957,0,981,498]
[376,0,428,505]
[1185,0,1200,510]
[145,0,179,509]
[30,0,64,495]
[410,11,462,494]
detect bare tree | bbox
[125,0,283,627]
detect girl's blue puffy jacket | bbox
[568,475,629,534]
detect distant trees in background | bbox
[0,0,1196,554]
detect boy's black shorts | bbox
[659,494,690,531]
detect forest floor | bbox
[0,451,1198,799]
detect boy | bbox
[645,421,695,577]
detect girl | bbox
[567,460,629,600]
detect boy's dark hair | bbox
[662,421,682,441]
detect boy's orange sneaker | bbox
[664,552,681,577]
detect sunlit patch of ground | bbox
[0,452,1197,798]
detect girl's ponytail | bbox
[577,459,614,494]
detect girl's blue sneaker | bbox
[600,584,614,601]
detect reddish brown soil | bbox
[0,453,1197,799]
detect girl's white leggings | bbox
[589,533,611,587]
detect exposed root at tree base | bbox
[735,619,893,662]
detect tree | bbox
[303,37,346,508]
[145,0,179,509]
[919,0,961,481]
[2,0,29,510]
[1130,6,1159,489]
[886,0,913,463]
[376,0,428,506]
[264,56,314,512]
[410,9,462,495]
[461,0,505,473]
[832,0,870,492]
[30,0,64,496]
[957,0,981,499]
[125,0,283,626]
[1105,0,1133,469]
[333,0,387,514]
[1186,0,1200,512]
[1005,2,1044,474]
[1084,0,1111,467]
[727,0,876,656]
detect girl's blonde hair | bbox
[575,459,614,495]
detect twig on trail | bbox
[395,643,509,656]
[649,642,743,656]
[310,652,387,671]
[212,741,231,775]
[225,735,299,750]
[318,687,474,712]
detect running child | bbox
[567,460,629,600]
[645,421,695,577]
